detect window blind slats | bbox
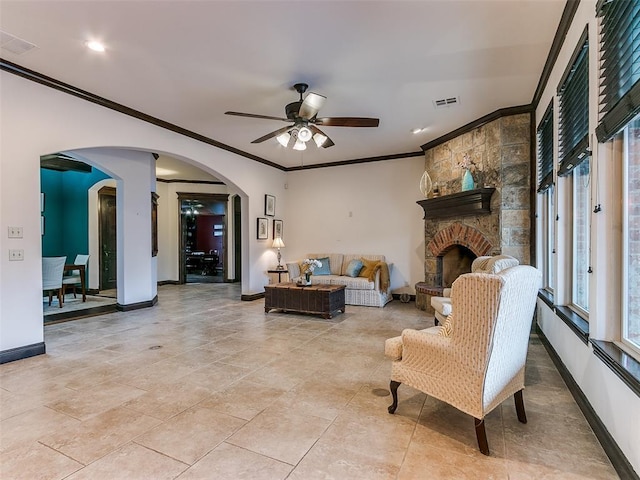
[596,0,640,142]
[558,35,590,176]
[537,102,554,193]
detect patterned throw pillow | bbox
[344,259,363,277]
[359,258,381,280]
[313,257,332,275]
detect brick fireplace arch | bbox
[427,222,493,258]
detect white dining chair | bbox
[42,256,67,307]
[62,254,90,299]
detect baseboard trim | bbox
[117,295,158,311]
[241,292,265,301]
[0,342,46,364]
[44,304,118,324]
[158,280,179,286]
[536,326,639,480]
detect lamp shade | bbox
[272,237,285,248]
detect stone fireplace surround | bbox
[415,113,532,312]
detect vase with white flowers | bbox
[300,258,322,286]
[458,153,476,191]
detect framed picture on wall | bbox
[41,193,45,212]
[257,217,268,240]
[265,194,276,216]
[273,219,283,239]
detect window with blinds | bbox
[596,0,640,142]
[558,30,590,177]
[537,102,554,192]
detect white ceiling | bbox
[1,0,565,176]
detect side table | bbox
[267,269,289,284]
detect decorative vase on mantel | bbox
[304,272,312,285]
[461,169,474,192]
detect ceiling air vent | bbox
[1,30,38,55]
[433,96,460,109]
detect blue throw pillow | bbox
[313,257,331,275]
[345,259,363,277]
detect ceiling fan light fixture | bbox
[298,126,312,142]
[313,133,328,147]
[276,132,290,147]
[293,139,306,151]
[86,40,105,52]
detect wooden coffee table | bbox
[264,283,346,319]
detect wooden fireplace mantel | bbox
[417,188,496,220]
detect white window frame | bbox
[569,161,590,318]
[541,186,555,293]
[621,119,640,357]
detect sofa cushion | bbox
[330,276,375,290]
[431,296,452,316]
[344,259,363,277]
[309,275,334,285]
[313,257,331,275]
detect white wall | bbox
[535,0,640,472]
[284,157,426,293]
[0,71,286,352]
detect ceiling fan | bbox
[225,83,379,150]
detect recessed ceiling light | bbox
[86,40,105,52]
[412,127,427,134]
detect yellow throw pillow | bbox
[359,258,381,281]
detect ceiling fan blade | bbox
[309,125,335,148]
[298,92,326,119]
[251,125,293,144]
[225,111,289,122]
[314,117,379,127]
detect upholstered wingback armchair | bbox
[385,265,541,455]
[431,254,519,325]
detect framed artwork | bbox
[257,217,268,240]
[273,219,283,239]
[265,194,276,216]
[40,193,45,212]
[41,216,45,236]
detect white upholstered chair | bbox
[62,254,90,298]
[385,265,541,455]
[431,254,520,325]
[42,256,67,308]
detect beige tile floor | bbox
[1,283,619,479]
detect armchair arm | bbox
[399,328,452,375]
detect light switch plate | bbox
[9,249,24,261]
[8,227,23,238]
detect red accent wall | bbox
[196,215,224,262]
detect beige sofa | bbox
[286,253,392,307]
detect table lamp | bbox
[272,237,285,270]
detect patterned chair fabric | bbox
[385,265,541,455]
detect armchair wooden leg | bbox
[474,417,490,456]
[48,291,53,306]
[388,380,401,414]
[58,288,64,307]
[514,389,527,424]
